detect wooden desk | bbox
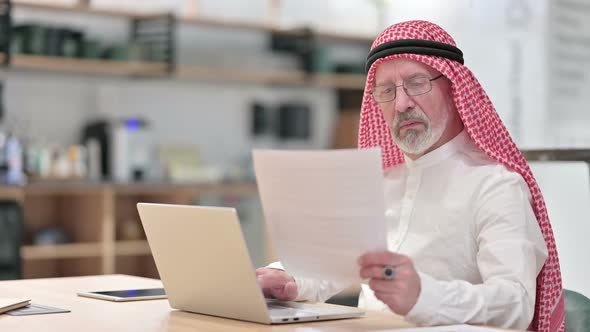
[0,275,516,331]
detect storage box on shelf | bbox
[0,181,258,279]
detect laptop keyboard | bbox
[267,303,319,317]
[267,303,290,310]
[266,300,363,321]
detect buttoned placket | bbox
[389,165,421,251]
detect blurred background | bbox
[0,0,588,303]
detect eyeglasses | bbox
[370,74,444,103]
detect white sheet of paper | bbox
[253,148,388,285]
[377,325,502,332]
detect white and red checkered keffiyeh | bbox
[358,20,565,332]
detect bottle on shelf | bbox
[4,133,26,185]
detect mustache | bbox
[393,109,429,129]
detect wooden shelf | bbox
[22,182,106,196]
[10,180,265,278]
[0,53,169,77]
[177,66,366,88]
[115,240,151,256]
[22,243,103,260]
[176,66,306,85]
[113,182,258,196]
[314,30,374,44]
[7,3,371,83]
[13,0,162,19]
[180,17,373,42]
[13,1,374,43]
[192,182,259,196]
[0,181,257,197]
[314,73,367,89]
[0,186,25,202]
[177,17,374,42]
[179,16,280,33]
[0,53,365,87]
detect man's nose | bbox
[395,87,416,113]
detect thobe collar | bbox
[403,130,471,169]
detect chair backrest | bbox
[0,200,23,280]
[529,161,590,298]
[564,289,590,332]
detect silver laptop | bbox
[137,203,364,324]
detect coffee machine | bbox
[81,118,155,182]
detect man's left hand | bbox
[358,251,421,316]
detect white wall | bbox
[385,0,590,148]
[385,0,553,148]
[1,72,98,145]
[546,0,590,148]
[96,81,337,166]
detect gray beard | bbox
[392,110,446,155]
[395,127,437,154]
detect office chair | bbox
[0,200,23,280]
[564,289,590,332]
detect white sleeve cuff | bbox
[266,262,310,302]
[404,272,442,325]
[264,262,345,303]
[266,261,284,270]
[293,276,314,302]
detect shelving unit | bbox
[12,0,155,19]
[2,0,370,88]
[2,0,176,74]
[0,53,169,77]
[0,51,367,87]
[313,73,367,90]
[0,182,259,279]
[115,240,150,256]
[22,242,102,259]
[176,66,306,85]
[176,66,366,88]
[12,0,374,43]
[0,0,367,282]
[179,15,279,33]
[179,16,374,43]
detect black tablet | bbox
[77,288,167,302]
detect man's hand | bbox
[256,268,298,301]
[358,251,421,315]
